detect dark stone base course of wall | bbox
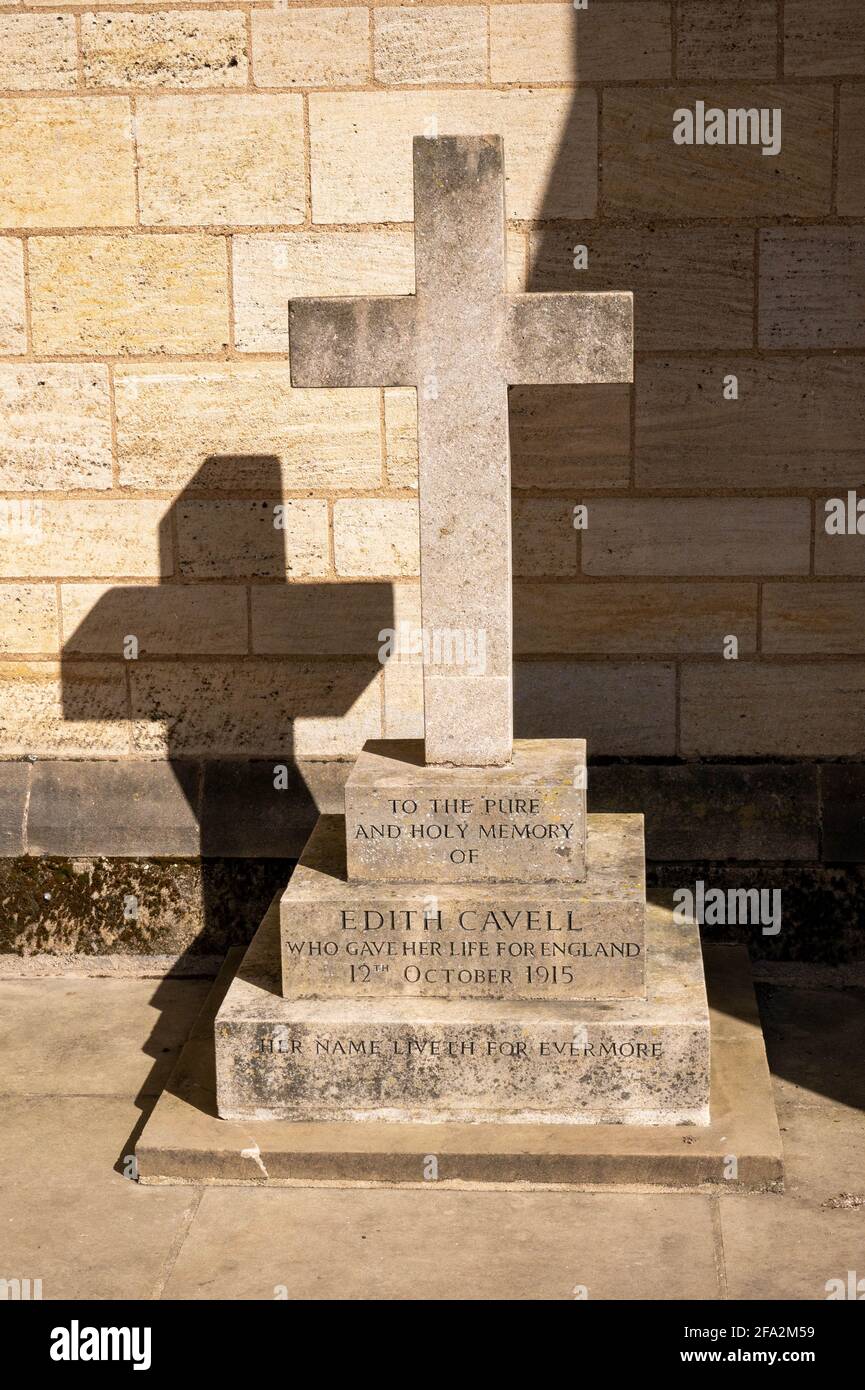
[0,857,293,958]
[648,866,865,965]
[0,757,863,962]
[1,858,863,966]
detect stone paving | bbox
[0,971,862,1301]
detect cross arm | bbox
[504,291,633,386]
[288,296,417,388]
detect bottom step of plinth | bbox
[135,902,783,1190]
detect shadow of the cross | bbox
[60,453,394,962]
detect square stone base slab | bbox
[219,894,708,1125]
[281,813,645,1002]
[344,738,587,883]
[135,918,782,1190]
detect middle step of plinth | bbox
[280,811,646,1002]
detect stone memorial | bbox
[212,135,712,1129]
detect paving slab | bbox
[0,976,211,1097]
[758,981,865,1112]
[773,1103,865,1205]
[720,1193,865,1301]
[162,1186,719,1301]
[0,1095,197,1300]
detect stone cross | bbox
[289,135,633,767]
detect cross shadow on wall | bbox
[60,453,394,963]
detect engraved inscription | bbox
[352,793,577,869]
[281,903,642,995]
[257,1032,664,1060]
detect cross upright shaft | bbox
[289,135,633,767]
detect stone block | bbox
[333,499,420,578]
[0,761,28,855]
[136,94,305,227]
[0,96,135,229]
[508,384,631,491]
[0,239,25,353]
[128,659,382,758]
[383,387,418,487]
[383,657,424,741]
[758,228,865,349]
[815,517,865,577]
[0,364,112,491]
[115,363,381,492]
[512,499,577,577]
[514,661,676,757]
[29,235,229,355]
[784,0,865,76]
[27,760,201,857]
[61,582,247,657]
[763,582,865,654]
[0,14,77,90]
[309,90,597,222]
[252,7,368,88]
[0,584,58,654]
[281,812,642,1001]
[200,758,349,858]
[581,499,810,576]
[176,499,329,579]
[344,739,588,884]
[677,0,777,78]
[252,580,413,657]
[681,663,865,757]
[514,579,756,655]
[215,886,708,1124]
[0,499,166,579]
[0,662,129,757]
[490,2,671,83]
[636,356,865,490]
[374,7,487,85]
[589,763,819,862]
[81,12,248,89]
[838,86,865,213]
[603,85,832,217]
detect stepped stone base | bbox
[136,919,782,1188]
[216,892,709,1126]
[281,812,645,1002]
